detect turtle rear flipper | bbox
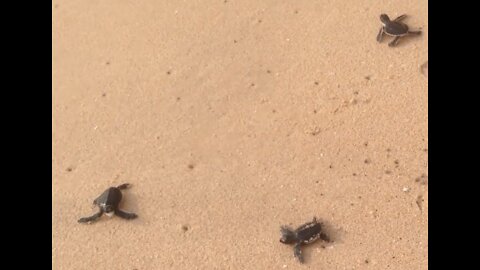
[78,210,103,223]
[408,30,422,35]
[115,209,137,220]
[320,232,331,242]
[389,36,401,47]
[293,243,304,263]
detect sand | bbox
[52,0,428,269]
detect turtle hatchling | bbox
[78,183,138,224]
[280,217,331,263]
[377,14,422,47]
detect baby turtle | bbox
[78,183,138,224]
[377,14,422,47]
[280,217,330,263]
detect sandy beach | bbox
[52,0,428,269]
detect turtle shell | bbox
[95,187,123,210]
[296,220,322,244]
[384,22,409,36]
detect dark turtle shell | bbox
[295,219,322,244]
[384,21,409,36]
[94,187,123,212]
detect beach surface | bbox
[52,0,428,269]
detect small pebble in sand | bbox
[402,187,410,192]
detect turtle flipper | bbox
[293,243,304,263]
[393,14,407,22]
[115,209,138,220]
[320,232,331,242]
[388,36,401,47]
[408,30,422,35]
[116,183,131,190]
[78,210,103,223]
[376,27,384,42]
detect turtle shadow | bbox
[118,188,141,222]
[321,219,345,244]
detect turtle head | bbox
[380,14,390,24]
[104,205,115,217]
[280,226,297,244]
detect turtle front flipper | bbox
[408,30,422,35]
[116,183,131,190]
[393,14,407,22]
[115,209,138,220]
[376,27,384,42]
[78,210,103,224]
[388,36,401,47]
[293,243,304,263]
